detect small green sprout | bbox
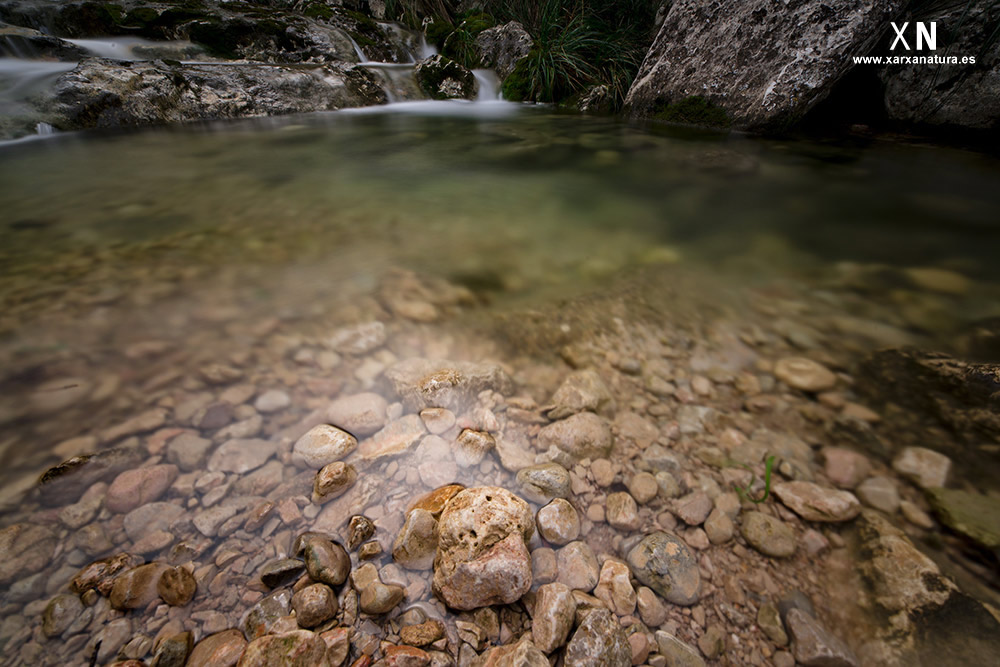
[733,455,777,504]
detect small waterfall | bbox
[472,69,501,102]
[35,121,54,135]
[346,34,368,63]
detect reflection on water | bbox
[1,108,999,666]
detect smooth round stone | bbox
[740,511,797,558]
[254,390,291,413]
[393,508,438,571]
[157,566,197,606]
[532,547,558,585]
[259,558,306,589]
[326,393,389,437]
[312,461,357,503]
[537,499,581,546]
[673,491,713,526]
[590,459,615,487]
[105,464,179,514]
[186,629,246,667]
[532,582,577,654]
[359,580,405,614]
[152,631,193,667]
[821,447,871,489]
[606,492,639,531]
[292,583,338,628]
[110,563,170,610]
[892,447,951,489]
[547,369,612,420]
[636,587,668,627]
[704,508,735,544]
[626,532,700,606]
[239,630,327,667]
[564,608,631,667]
[517,463,571,503]
[627,472,659,504]
[556,541,599,592]
[293,424,358,469]
[419,408,456,435]
[303,537,351,586]
[774,357,837,392]
[42,594,84,637]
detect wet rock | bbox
[536,499,580,546]
[400,619,445,647]
[476,20,533,80]
[433,486,534,610]
[359,580,405,614]
[182,630,246,667]
[773,482,861,522]
[207,438,275,474]
[293,424,358,468]
[260,558,306,589]
[626,532,700,606]
[303,537,351,586]
[293,583,338,628]
[593,559,636,616]
[239,630,328,667]
[37,447,142,506]
[698,625,726,660]
[326,392,388,437]
[152,631,193,667]
[606,492,640,531]
[393,508,438,570]
[821,448,871,489]
[384,644,432,666]
[91,617,132,664]
[892,447,951,489]
[740,511,797,558]
[71,552,143,596]
[537,412,613,460]
[547,369,612,420]
[855,477,900,514]
[158,565,197,606]
[532,582,577,653]
[384,358,512,412]
[786,608,858,667]
[627,472,659,504]
[557,541,600,592]
[125,501,185,542]
[414,55,477,100]
[358,414,427,460]
[420,408,456,435]
[42,593,84,638]
[328,321,386,355]
[455,429,495,467]
[313,461,358,503]
[757,601,789,646]
[674,491,713,526]
[110,562,171,610]
[477,638,548,666]
[166,434,213,472]
[564,608,630,667]
[517,463,571,503]
[654,631,705,667]
[0,523,57,584]
[242,590,293,640]
[253,389,290,413]
[105,463,178,513]
[532,546,558,584]
[773,357,838,392]
[348,515,377,550]
[358,540,382,560]
[925,487,1000,550]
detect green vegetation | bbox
[654,96,732,129]
[733,455,777,504]
[303,3,334,21]
[383,0,659,109]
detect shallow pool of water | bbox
[1,107,999,666]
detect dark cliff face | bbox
[624,0,905,131]
[623,0,999,137]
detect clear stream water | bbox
[0,100,999,664]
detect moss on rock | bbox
[653,96,731,129]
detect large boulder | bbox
[625,0,903,130]
[881,2,1000,131]
[41,57,386,131]
[432,486,534,610]
[414,54,477,100]
[476,21,532,80]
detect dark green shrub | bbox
[303,3,334,20]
